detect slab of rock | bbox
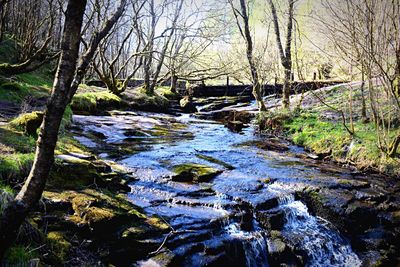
[171,163,223,183]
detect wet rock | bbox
[88,129,107,139]
[333,178,370,190]
[227,120,244,132]
[267,230,300,267]
[256,209,285,231]
[357,228,389,251]
[171,163,223,183]
[254,196,279,210]
[345,200,378,232]
[122,90,169,113]
[180,96,197,113]
[195,154,235,170]
[254,139,290,152]
[140,250,176,266]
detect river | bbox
[72,102,362,266]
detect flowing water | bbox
[72,104,362,266]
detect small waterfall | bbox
[225,223,269,267]
[277,193,295,205]
[279,200,362,267]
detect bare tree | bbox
[323,0,400,156]
[0,0,87,258]
[268,0,295,109]
[229,0,267,111]
[0,0,127,259]
[92,0,145,95]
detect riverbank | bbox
[258,82,400,177]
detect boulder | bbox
[10,111,44,136]
[180,96,197,113]
[171,163,223,183]
[227,120,244,132]
[256,209,285,231]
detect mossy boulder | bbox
[10,111,44,136]
[49,155,100,189]
[172,163,223,183]
[44,189,147,235]
[122,88,169,113]
[71,91,125,115]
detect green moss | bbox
[47,231,71,263]
[0,80,49,104]
[71,91,122,113]
[125,87,169,111]
[260,109,400,175]
[155,86,179,100]
[0,183,14,213]
[0,153,34,181]
[172,163,222,182]
[4,245,37,266]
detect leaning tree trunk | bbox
[0,0,87,259]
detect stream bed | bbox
[71,107,365,266]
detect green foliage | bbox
[17,70,53,88]
[0,152,35,181]
[0,182,14,213]
[47,231,71,263]
[4,245,37,267]
[268,110,400,175]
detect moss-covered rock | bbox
[122,88,169,113]
[71,91,125,115]
[10,111,44,136]
[172,163,223,183]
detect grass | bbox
[4,245,37,266]
[259,109,400,175]
[0,105,78,183]
[0,81,49,103]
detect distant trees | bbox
[0,0,60,75]
[90,0,145,95]
[0,0,127,258]
[229,0,267,111]
[323,0,400,156]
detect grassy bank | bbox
[258,109,400,176]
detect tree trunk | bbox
[239,0,266,111]
[269,0,294,109]
[0,0,87,260]
[360,67,367,122]
[170,73,178,93]
[282,68,291,109]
